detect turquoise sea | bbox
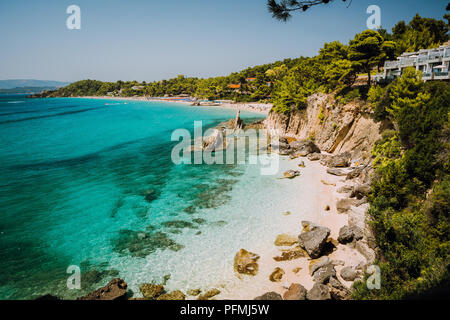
[0,94,268,299]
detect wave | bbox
[6,101,24,104]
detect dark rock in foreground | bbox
[298,221,330,258]
[78,278,127,300]
[283,283,307,300]
[254,291,283,300]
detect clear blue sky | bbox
[0,0,447,82]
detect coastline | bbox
[199,155,367,300]
[69,96,272,115]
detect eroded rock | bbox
[234,249,260,276]
[306,283,331,300]
[78,278,127,300]
[283,283,307,300]
[298,221,330,258]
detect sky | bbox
[0,0,448,82]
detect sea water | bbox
[0,95,314,299]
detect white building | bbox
[374,41,450,83]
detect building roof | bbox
[228,84,241,89]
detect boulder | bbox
[306,283,331,300]
[139,283,165,300]
[328,276,350,300]
[298,222,331,258]
[157,290,185,300]
[355,241,376,265]
[234,249,260,276]
[340,266,358,281]
[289,140,320,155]
[309,256,330,275]
[78,278,127,300]
[273,246,306,261]
[274,234,298,246]
[283,283,307,300]
[336,198,356,213]
[197,288,221,300]
[187,289,201,296]
[269,267,285,282]
[298,161,306,168]
[346,166,363,180]
[326,168,347,176]
[254,292,283,300]
[350,184,371,199]
[337,225,354,244]
[313,263,336,284]
[307,152,322,161]
[324,152,351,168]
[283,170,300,179]
[337,185,354,194]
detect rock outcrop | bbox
[234,249,260,276]
[264,93,383,162]
[298,221,330,258]
[78,278,127,300]
[283,283,307,300]
[254,292,283,300]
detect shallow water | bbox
[0,95,269,299]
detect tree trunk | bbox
[367,68,371,87]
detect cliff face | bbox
[264,93,385,161]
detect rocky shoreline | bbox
[37,92,380,301]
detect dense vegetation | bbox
[37,14,448,119]
[353,68,450,299]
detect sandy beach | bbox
[74,96,272,115]
[206,155,367,300]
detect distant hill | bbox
[0,86,65,94]
[0,79,70,89]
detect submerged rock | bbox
[274,234,298,246]
[162,220,197,229]
[283,170,300,179]
[140,283,164,300]
[273,246,306,261]
[111,229,184,258]
[234,249,260,276]
[197,288,220,300]
[157,290,185,300]
[269,267,285,282]
[187,289,201,296]
[78,278,127,300]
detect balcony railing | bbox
[385,60,400,68]
[428,53,443,60]
[434,71,449,77]
[400,57,416,67]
